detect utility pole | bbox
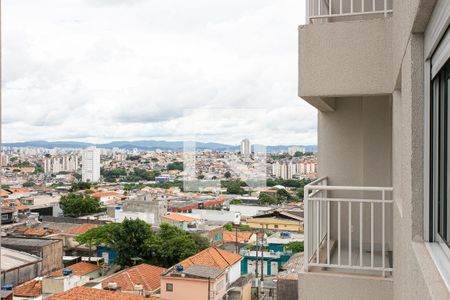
[235,224,239,254]
[255,232,259,278]
[260,229,264,282]
[207,277,211,300]
[255,231,259,300]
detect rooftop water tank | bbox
[63,269,72,276]
[175,265,184,272]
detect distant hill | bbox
[3,140,317,153]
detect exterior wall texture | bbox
[299,0,450,298]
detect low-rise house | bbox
[1,247,42,287]
[266,231,304,253]
[161,265,227,300]
[161,247,244,300]
[161,213,198,230]
[42,263,100,296]
[240,249,291,277]
[45,286,157,300]
[246,211,303,232]
[221,230,255,254]
[13,279,42,300]
[49,262,101,280]
[190,209,241,224]
[1,238,63,275]
[186,223,224,246]
[91,191,125,205]
[1,207,15,224]
[101,263,165,296]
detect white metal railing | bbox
[307,0,393,24]
[304,176,393,276]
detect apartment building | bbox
[299,0,450,299]
[43,155,79,174]
[81,147,100,182]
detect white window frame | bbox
[424,0,450,291]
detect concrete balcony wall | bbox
[298,271,393,300]
[298,18,393,111]
[317,96,393,247]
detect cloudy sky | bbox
[2,0,316,146]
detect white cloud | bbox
[2,0,316,145]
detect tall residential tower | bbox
[81,147,100,182]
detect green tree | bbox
[75,223,121,261]
[127,155,141,161]
[151,223,206,267]
[296,188,304,200]
[33,164,44,174]
[76,221,208,268]
[293,151,304,157]
[258,193,278,205]
[226,182,245,195]
[59,193,104,217]
[230,199,242,205]
[101,168,127,182]
[276,188,292,202]
[23,180,35,187]
[70,182,92,192]
[224,171,231,179]
[224,223,233,231]
[114,218,155,266]
[286,241,304,252]
[167,161,183,171]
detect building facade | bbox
[240,139,250,156]
[43,155,79,174]
[81,147,100,182]
[299,0,450,299]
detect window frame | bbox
[430,62,450,250]
[165,283,173,292]
[424,1,450,290]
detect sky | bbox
[2,0,316,146]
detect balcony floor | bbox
[324,243,393,277]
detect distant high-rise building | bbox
[44,155,79,174]
[81,147,100,182]
[288,146,306,156]
[240,139,250,156]
[1,153,9,166]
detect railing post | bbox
[304,185,309,272]
[306,0,310,24]
[382,189,386,277]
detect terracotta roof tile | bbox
[13,279,42,297]
[101,263,166,292]
[65,224,98,235]
[223,231,253,243]
[178,247,242,270]
[46,286,151,300]
[92,191,122,198]
[23,228,53,236]
[162,213,196,223]
[50,262,100,277]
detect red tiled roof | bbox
[65,224,98,235]
[16,205,30,211]
[13,279,42,297]
[178,247,242,270]
[101,263,166,292]
[91,191,122,198]
[162,213,196,223]
[223,231,253,243]
[23,228,52,236]
[50,262,100,277]
[7,188,32,194]
[46,287,152,300]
